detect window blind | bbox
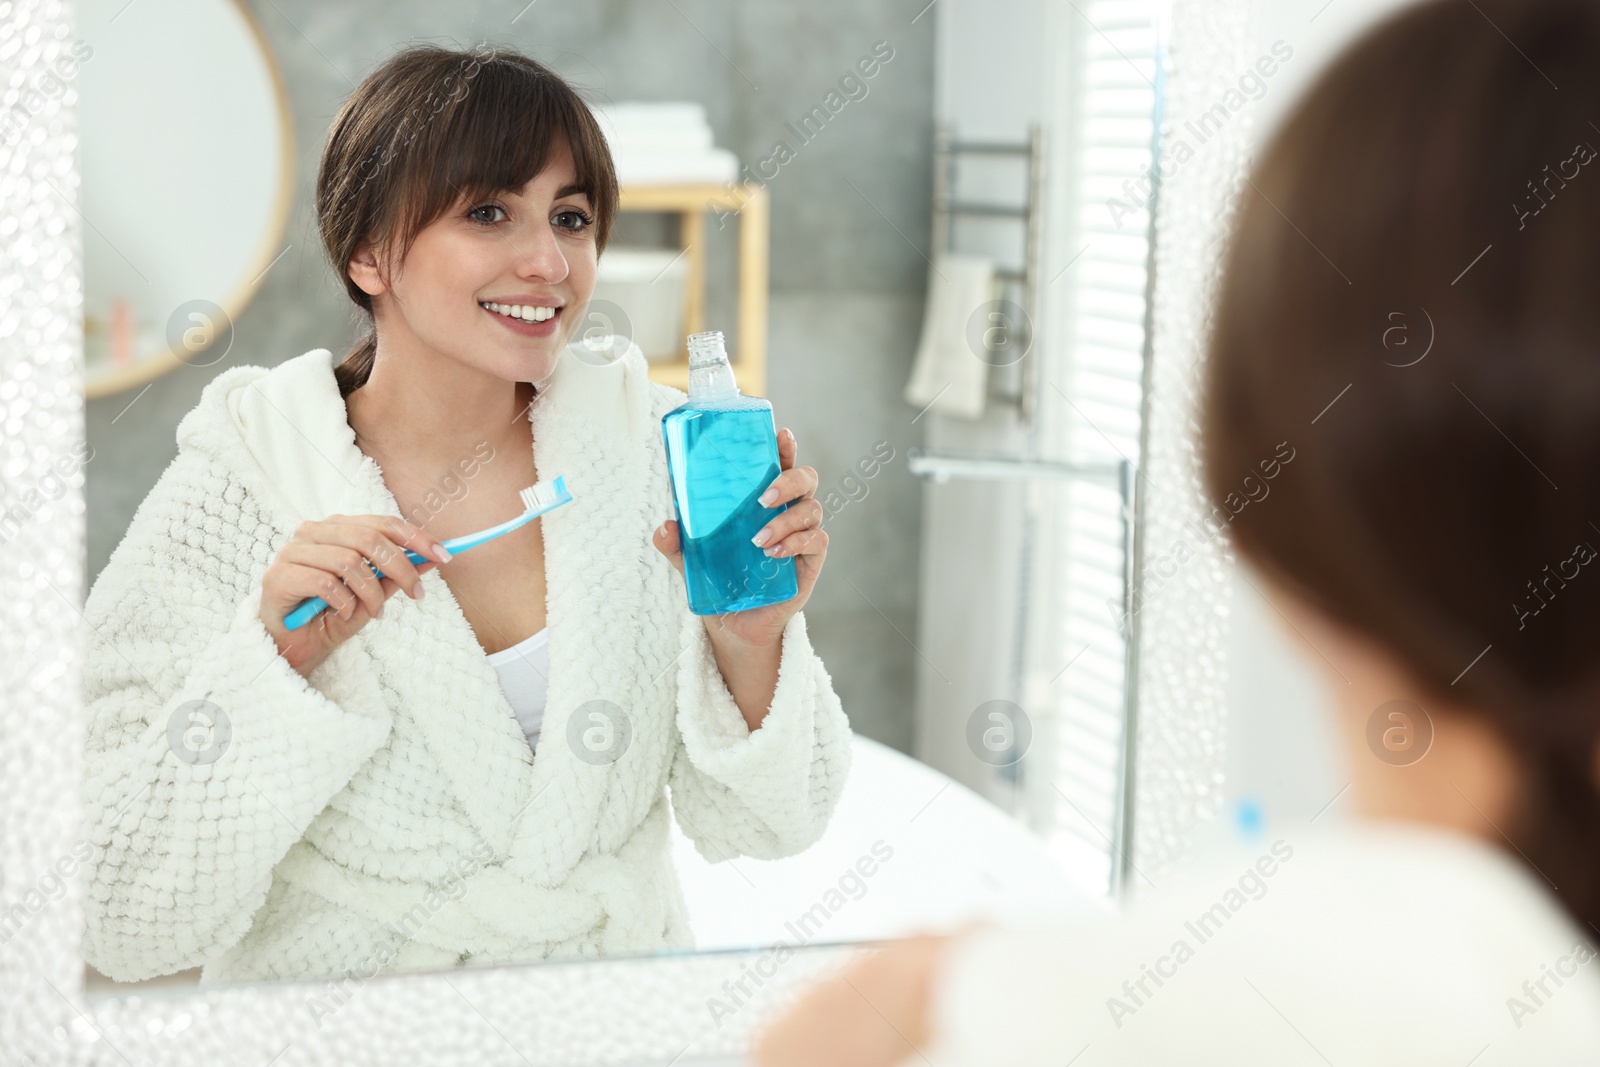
[1025,0,1161,897]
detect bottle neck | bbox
[687,330,739,401]
[689,360,739,401]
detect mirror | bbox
[72,0,1159,1003]
[80,0,292,399]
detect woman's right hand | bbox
[258,514,452,678]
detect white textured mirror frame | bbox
[0,0,1248,1060]
[1123,0,1260,884]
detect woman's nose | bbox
[511,224,569,284]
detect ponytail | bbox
[335,329,377,398]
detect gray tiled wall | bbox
[83,0,933,751]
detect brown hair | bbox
[1201,0,1600,930]
[315,43,619,397]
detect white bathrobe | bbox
[81,342,852,985]
[914,823,1600,1065]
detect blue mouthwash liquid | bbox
[662,330,799,615]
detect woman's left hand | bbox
[653,426,827,648]
[751,932,955,1067]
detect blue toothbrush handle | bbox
[281,547,429,632]
[277,476,573,633]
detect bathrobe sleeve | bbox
[80,451,394,982]
[667,605,852,862]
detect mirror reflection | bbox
[74,0,1147,996]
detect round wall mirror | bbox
[80,0,293,398]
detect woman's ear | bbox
[347,238,388,297]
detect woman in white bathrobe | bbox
[81,43,851,985]
[756,0,1600,1063]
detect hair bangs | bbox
[386,49,619,268]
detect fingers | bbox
[372,514,452,566]
[763,525,828,562]
[274,560,367,623]
[337,563,438,620]
[775,426,797,471]
[751,962,901,1067]
[652,519,686,575]
[751,498,825,555]
[281,557,437,629]
[278,543,383,619]
[292,516,446,600]
[654,518,681,552]
[301,514,451,566]
[757,458,818,509]
[268,514,451,636]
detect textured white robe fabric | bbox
[81,342,851,984]
[914,824,1600,1066]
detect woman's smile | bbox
[480,298,564,338]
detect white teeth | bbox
[481,301,558,322]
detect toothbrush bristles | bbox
[519,476,564,513]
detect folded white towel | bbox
[609,147,740,187]
[904,253,995,419]
[591,102,715,152]
[595,101,710,131]
[589,101,741,186]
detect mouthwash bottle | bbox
[662,331,799,615]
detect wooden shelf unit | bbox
[619,181,769,397]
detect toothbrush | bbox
[282,475,574,632]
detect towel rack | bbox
[907,446,1135,659]
[931,123,1046,423]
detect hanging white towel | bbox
[903,253,995,420]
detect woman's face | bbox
[353,138,599,385]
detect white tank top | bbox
[485,627,549,752]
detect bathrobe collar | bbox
[175,340,666,881]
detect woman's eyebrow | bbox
[500,181,588,202]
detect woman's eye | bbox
[468,203,507,225]
[553,209,594,233]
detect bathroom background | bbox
[83,0,934,756]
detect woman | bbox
[81,44,851,984]
[756,0,1600,1062]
